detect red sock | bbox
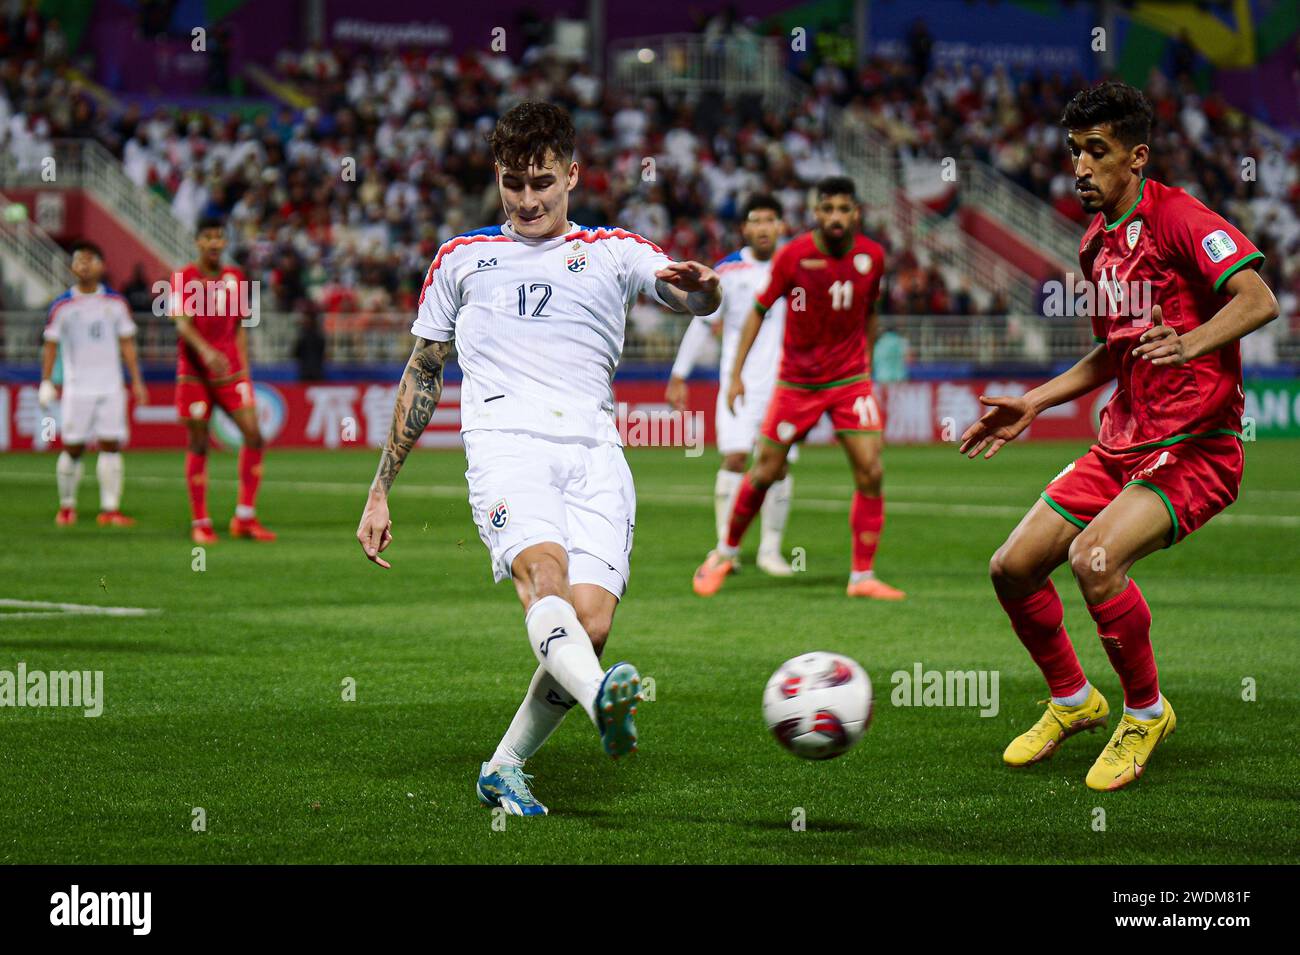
[998,580,1088,698]
[850,492,884,573]
[1088,579,1159,710]
[238,446,264,511]
[725,475,767,549]
[185,451,209,524]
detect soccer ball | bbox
[763,652,873,760]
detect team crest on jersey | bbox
[565,251,588,273]
[1125,219,1142,251]
[854,253,873,274]
[489,498,510,529]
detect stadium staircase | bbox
[0,139,193,276]
[0,192,70,307]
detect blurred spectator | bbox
[293,305,326,381]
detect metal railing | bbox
[0,192,71,304]
[3,310,1201,370]
[0,140,193,269]
[962,161,1080,271]
[609,33,791,101]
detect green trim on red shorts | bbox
[1103,429,1242,455]
[1124,479,1180,547]
[1039,491,1089,530]
[775,373,869,391]
[759,434,793,449]
[834,428,882,437]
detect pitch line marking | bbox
[0,471,1296,527]
[0,599,161,620]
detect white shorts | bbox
[463,429,636,599]
[715,383,799,462]
[60,389,128,446]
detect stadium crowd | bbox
[1,12,1296,343]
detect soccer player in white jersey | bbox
[355,102,721,815]
[39,241,149,527]
[666,194,795,576]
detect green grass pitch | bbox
[2,438,1297,864]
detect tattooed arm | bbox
[653,261,722,315]
[356,337,452,568]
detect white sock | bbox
[489,665,577,769]
[759,475,793,557]
[849,569,875,584]
[1125,697,1165,720]
[525,595,604,724]
[714,469,743,546]
[1052,682,1092,708]
[57,451,82,508]
[235,504,255,520]
[96,452,123,512]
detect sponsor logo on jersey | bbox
[854,253,873,274]
[798,259,827,269]
[1125,219,1142,251]
[476,258,497,269]
[565,251,588,273]
[489,498,509,529]
[1201,229,1237,263]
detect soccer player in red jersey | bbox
[693,176,905,600]
[961,82,1279,791]
[171,217,276,544]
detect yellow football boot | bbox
[1085,696,1176,792]
[1003,686,1110,767]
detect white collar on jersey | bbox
[500,219,578,245]
[68,283,108,297]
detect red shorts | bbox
[760,376,881,446]
[1041,434,1244,546]
[175,375,254,421]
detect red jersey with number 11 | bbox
[754,230,885,386]
[169,263,248,382]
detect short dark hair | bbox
[69,239,103,260]
[815,175,857,201]
[487,101,576,172]
[1060,81,1153,149]
[196,215,225,236]
[741,193,783,219]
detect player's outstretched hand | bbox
[1132,306,1187,366]
[726,375,745,414]
[958,395,1036,460]
[666,376,689,413]
[132,381,149,406]
[655,261,720,294]
[357,493,394,569]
